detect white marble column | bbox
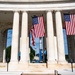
[55,11,66,63]
[3,31,7,63]
[20,11,28,63]
[27,37,30,62]
[54,36,58,62]
[47,11,56,64]
[3,49,5,63]
[10,11,19,62]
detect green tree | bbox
[30,46,35,61]
[5,46,11,62]
[65,55,69,62]
[5,45,35,62]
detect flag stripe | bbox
[33,16,45,38]
[30,27,35,46]
[64,14,75,35]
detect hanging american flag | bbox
[64,14,75,35]
[32,16,45,38]
[30,27,35,46]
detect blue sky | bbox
[6,29,40,54]
[63,29,68,55]
[30,32,40,54]
[6,29,68,55]
[6,29,12,47]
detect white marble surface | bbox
[58,69,75,75]
[0,0,74,2]
[0,72,22,75]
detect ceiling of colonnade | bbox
[0,11,46,33]
[1,10,75,29]
[0,11,13,23]
[0,11,13,32]
[0,10,75,35]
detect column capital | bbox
[13,10,20,13]
[54,10,62,13]
[21,11,28,13]
[46,10,54,13]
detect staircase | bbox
[0,72,22,75]
[23,63,55,75]
[22,73,55,75]
[29,63,46,68]
[58,70,75,75]
[28,63,48,72]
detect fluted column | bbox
[3,49,5,63]
[27,37,30,62]
[20,11,28,63]
[10,11,19,62]
[55,11,66,63]
[47,11,56,64]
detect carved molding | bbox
[0,0,74,2]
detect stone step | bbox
[22,70,55,75]
[22,74,55,75]
[29,63,46,65]
[0,72,22,75]
[58,70,75,75]
[0,63,7,71]
[29,63,46,68]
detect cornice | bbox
[0,0,75,3]
[0,2,75,11]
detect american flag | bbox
[30,26,35,46]
[32,16,45,38]
[64,14,75,35]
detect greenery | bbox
[5,46,11,62]
[65,55,71,62]
[30,46,35,61]
[5,45,35,62]
[65,55,69,60]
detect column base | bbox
[47,60,56,68]
[0,63,7,71]
[47,60,57,64]
[9,61,29,71]
[58,60,68,64]
[47,60,57,69]
[47,63,71,70]
[47,60,70,70]
[18,61,29,71]
[9,61,18,71]
[19,60,29,66]
[19,61,29,65]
